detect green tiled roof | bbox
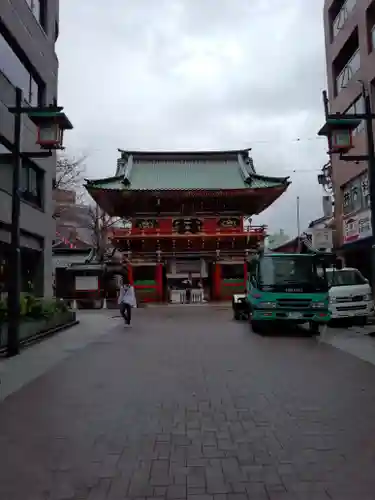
[130,160,247,190]
[86,154,289,192]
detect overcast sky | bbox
[56,0,329,236]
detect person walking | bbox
[118,278,137,326]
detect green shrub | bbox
[0,295,70,323]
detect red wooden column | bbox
[127,263,133,285]
[243,261,248,291]
[213,262,221,300]
[155,263,163,302]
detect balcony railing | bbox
[336,49,360,93]
[332,0,356,39]
[109,223,267,238]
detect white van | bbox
[326,267,374,325]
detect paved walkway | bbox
[1,308,375,499]
[0,311,121,402]
[320,324,375,367]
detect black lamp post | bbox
[318,84,375,286]
[1,87,72,357]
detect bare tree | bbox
[55,154,86,192]
[54,154,87,222]
[87,204,130,262]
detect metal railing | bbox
[170,289,204,304]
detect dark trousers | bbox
[120,303,132,324]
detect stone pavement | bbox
[320,324,375,367]
[0,311,120,402]
[1,307,375,499]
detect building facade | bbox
[323,0,375,279]
[0,0,60,296]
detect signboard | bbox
[217,217,241,230]
[134,219,159,230]
[343,209,372,244]
[175,260,201,273]
[75,276,98,291]
[172,218,202,234]
[311,228,333,250]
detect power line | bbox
[251,136,326,146]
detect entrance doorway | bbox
[167,258,204,303]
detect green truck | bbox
[245,250,340,334]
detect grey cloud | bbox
[57,0,327,235]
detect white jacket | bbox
[118,285,137,307]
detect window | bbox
[326,269,367,286]
[259,256,323,287]
[336,49,360,92]
[0,33,42,105]
[345,95,365,135]
[342,171,370,214]
[332,0,356,39]
[371,25,375,51]
[25,0,47,31]
[20,160,44,208]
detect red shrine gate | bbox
[85,149,290,303]
[108,216,267,302]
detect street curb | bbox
[0,320,80,355]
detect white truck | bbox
[326,267,374,325]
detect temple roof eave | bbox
[84,175,290,192]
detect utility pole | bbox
[7,88,23,356]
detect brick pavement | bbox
[1,307,375,499]
[0,311,120,402]
[320,325,375,367]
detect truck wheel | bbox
[251,319,264,334]
[309,321,320,336]
[355,316,368,327]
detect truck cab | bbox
[246,252,334,334]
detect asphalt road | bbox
[0,306,375,499]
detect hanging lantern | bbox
[318,117,361,154]
[28,108,73,150]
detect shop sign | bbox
[343,209,372,244]
[310,228,332,250]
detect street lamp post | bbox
[318,84,375,285]
[2,87,72,357]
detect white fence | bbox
[170,289,204,304]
